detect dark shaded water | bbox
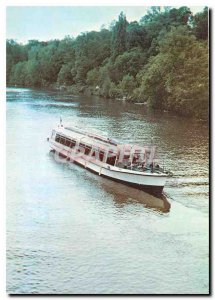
[6,87,209,294]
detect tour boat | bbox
[48,120,172,196]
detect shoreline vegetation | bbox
[7,7,208,119]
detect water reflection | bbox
[31,102,79,109]
[98,177,171,213]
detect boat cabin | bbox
[51,126,156,170]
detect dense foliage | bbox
[6,6,208,118]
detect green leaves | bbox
[118,75,137,98]
[111,12,128,58]
[6,7,208,118]
[191,7,208,40]
[137,26,208,117]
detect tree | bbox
[118,75,137,98]
[57,63,75,85]
[110,48,148,83]
[6,39,28,84]
[10,61,27,86]
[139,6,192,56]
[86,68,100,86]
[192,7,208,40]
[126,21,150,50]
[138,26,208,117]
[74,30,111,84]
[111,12,128,58]
[25,60,42,87]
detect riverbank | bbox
[7,83,208,121]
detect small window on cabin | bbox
[60,137,66,145]
[55,134,60,143]
[132,153,138,164]
[99,151,105,162]
[70,140,76,148]
[91,149,99,158]
[132,156,137,164]
[66,139,71,147]
[85,145,92,155]
[132,153,141,164]
[78,143,85,153]
[106,151,116,166]
[123,154,130,162]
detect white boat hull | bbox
[50,142,167,196]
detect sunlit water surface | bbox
[7,88,209,294]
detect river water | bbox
[6,87,209,294]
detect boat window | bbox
[65,138,71,147]
[78,143,85,153]
[106,151,116,166]
[132,155,137,164]
[132,152,141,164]
[55,134,60,143]
[91,148,99,158]
[123,154,130,162]
[79,143,85,148]
[70,140,76,148]
[60,137,66,145]
[85,145,92,155]
[99,150,105,162]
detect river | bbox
[6,87,209,294]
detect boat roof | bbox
[55,125,119,151]
[54,125,155,153]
